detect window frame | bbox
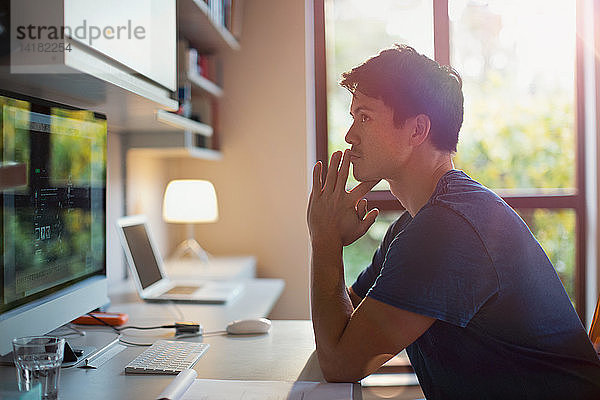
[313,0,591,322]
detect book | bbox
[176,83,192,118]
[230,0,244,39]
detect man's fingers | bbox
[357,198,367,220]
[361,208,379,232]
[324,151,343,192]
[335,149,351,193]
[312,161,323,194]
[349,179,381,201]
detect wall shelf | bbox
[187,70,224,98]
[128,147,222,160]
[156,109,213,136]
[125,130,223,160]
[185,147,222,160]
[178,0,240,52]
[125,111,218,160]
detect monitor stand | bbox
[0,340,96,367]
[0,329,118,368]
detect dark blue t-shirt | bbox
[352,170,600,399]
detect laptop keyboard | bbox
[164,285,201,295]
[124,340,209,374]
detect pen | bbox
[83,336,120,367]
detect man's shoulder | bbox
[387,211,412,235]
[383,209,462,247]
[433,170,499,201]
[428,170,514,225]
[408,203,480,243]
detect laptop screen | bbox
[121,224,163,289]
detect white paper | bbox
[360,373,419,387]
[180,379,352,400]
[157,369,198,400]
[381,350,411,367]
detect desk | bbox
[60,321,336,399]
[0,280,423,400]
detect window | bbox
[315,0,591,320]
[450,0,579,306]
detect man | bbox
[307,45,600,399]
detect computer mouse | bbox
[226,318,272,334]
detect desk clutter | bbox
[71,316,272,374]
[0,321,346,400]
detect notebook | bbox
[116,215,243,304]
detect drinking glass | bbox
[12,336,65,400]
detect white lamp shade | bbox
[163,180,219,223]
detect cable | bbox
[84,313,207,346]
[169,300,186,320]
[85,313,176,333]
[118,338,153,347]
[84,314,155,346]
[51,324,87,338]
[118,325,177,331]
[198,330,227,336]
[83,313,223,347]
[67,325,87,337]
[86,313,120,333]
[174,330,227,339]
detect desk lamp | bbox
[162,179,218,262]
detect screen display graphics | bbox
[0,93,107,314]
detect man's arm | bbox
[311,239,435,382]
[308,151,435,382]
[347,286,362,308]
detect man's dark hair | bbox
[340,44,464,152]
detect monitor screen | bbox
[121,224,163,289]
[0,91,106,317]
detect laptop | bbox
[116,215,243,304]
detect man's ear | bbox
[409,114,431,146]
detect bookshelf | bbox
[178,0,241,52]
[129,0,243,159]
[188,69,224,98]
[156,109,213,136]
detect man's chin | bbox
[352,171,364,182]
[352,171,376,183]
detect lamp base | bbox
[171,238,211,263]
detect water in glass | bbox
[12,337,65,400]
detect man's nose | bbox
[345,123,358,145]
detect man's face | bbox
[345,91,413,182]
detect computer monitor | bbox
[0,90,109,356]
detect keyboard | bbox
[124,340,209,374]
[164,285,201,295]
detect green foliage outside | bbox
[343,212,403,284]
